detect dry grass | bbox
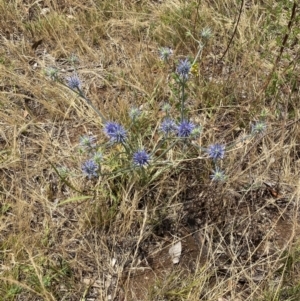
[0,0,300,300]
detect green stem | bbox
[192,42,204,65]
[121,141,132,156]
[48,160,83,193]
[78,89,107,123]
[60,80,107,123]
[181,81,185,122]
[153,140,179,163]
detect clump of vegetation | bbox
[51,42,267,188]
[0,0,299,300]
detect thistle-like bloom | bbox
[103,122,127,144]
[129,107,141,120]
[200,27,212,40]
[177,120,195,137]
[69,54,79,64]
[162,103,171,113]
[191,126,202,138]
[160,118,177,136]
[82,159,98,179]
[67,74,81,90]
[176,58,191,81]
[133,150,150,167]
[93,151,103,164]
[207,144,225,160]
[45,67,58,80]
[159,47,173,61]
[79,135,96,150]
[210,167,226,182]
[251,121,267,135]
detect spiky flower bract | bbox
[160,118,177,136]
[177,120,195,137]
[210,167,226,182]
[67,74,81,90]
[159,47,173,61]
[129,107,141,120]
[103,122,127,144]
[82,159,98,179]
[251,121,267,135]
[207,144,225,160]
[191,126,202,138]
[69,54,79,64]
[79,135,96,150]
[176,58,191,81]
[93,151,103,164]
[162,103,171,113]
[45,67,58,80]
[200,27,212,40]
[133,150,150,167]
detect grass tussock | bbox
[0,0,300,300]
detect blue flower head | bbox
[133,150,150,167]
[160,118,177,136]
[103,122,127,144]
[210,167,226,182]
[176,58,191,81]
[82,159,98,179]
[207,144,225,160]
[159,47,173,61]
[177,120,195,138]
[67,74,81,90]
[251,121,267,135]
